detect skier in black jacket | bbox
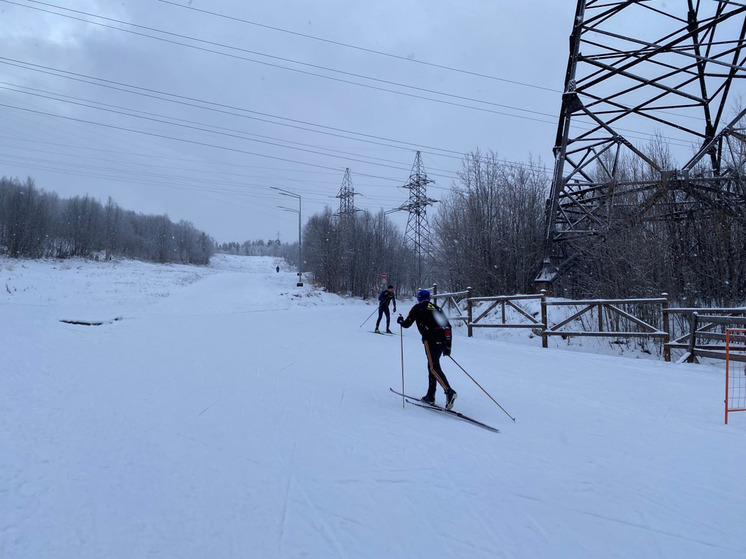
[397,289,457,410]
[375,285,397,333]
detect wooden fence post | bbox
[687,312,699,363]
[662,292,670,362]
[541,289,548,348]
[467,287,473,337]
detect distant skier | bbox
[375,285,397,334]
[397,289,457,410]
[276,266,280,273]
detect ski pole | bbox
[359,306,377,327]
[399,321,405,409]
[448,355,516,422]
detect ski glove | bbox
[443,347,451,356]
[396,315,404,325]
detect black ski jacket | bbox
[378,290,396,310]
[400,300,452,348]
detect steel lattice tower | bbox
[335,167,359,292]
[399,151,437,288]
[538,0,746,286]
[335,168,358,225]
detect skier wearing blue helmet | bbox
[397,289,457,410]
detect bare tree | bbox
[0,176,214,264]
[433,151,548,295]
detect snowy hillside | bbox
[2,254,745,558]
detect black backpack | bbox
[423,302,452,347]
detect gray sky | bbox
[1,2,595,242]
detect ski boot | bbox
[420,393,436,405]
[445,389,458,411]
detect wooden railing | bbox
[428,284,746,363]
[430,285,471,323]
[664,311,746,363]
[468,294,545,337]
[431,286,545,336]
[541,296,668,349]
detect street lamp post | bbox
[380,208,399,289]
[271,187,303,287]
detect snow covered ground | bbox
[2,254,745,558]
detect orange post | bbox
[725,329,746,425]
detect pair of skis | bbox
[390,388,499,433]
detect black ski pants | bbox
[423,338,452,396]
[375,305,390,330]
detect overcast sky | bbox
[0,0,576,242]
[1,1,710,244]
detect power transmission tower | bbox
[399,151,437,289]
[335,168,360,293]
[538,0,746,289]
[335,167,358,226]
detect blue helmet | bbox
[416,289,431,302]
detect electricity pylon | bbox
[399,151,437,289]
[335,168,360,292]
[538,0,746,288]
[335,168,358,226]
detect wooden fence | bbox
[429,285,746,363]
[541,296,668,349]
[668,313,746,363]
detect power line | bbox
[6,4,693,185]
[0,57,469,160]
[1,100,469,199]
[1,81,461,178]
[0,101,408,182]
[156,0,561,94]
[0,133,402,182]
[4,2,709,160]
[15,0,701,142]
[0,60,561,177]
[0,152,335,204]
[1,51,696,158]
[0,148,414,216]
[1,56,638,177]
[5,0,559,122]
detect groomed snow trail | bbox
[2,255,745,558]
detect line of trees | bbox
[301,148,745,306]
[300,207,414,297]
[300,151,548,299]
[0,176,214,264]
[217,239,285,257]
[7,137,741,306]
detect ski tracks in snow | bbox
[277,474,350,559]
